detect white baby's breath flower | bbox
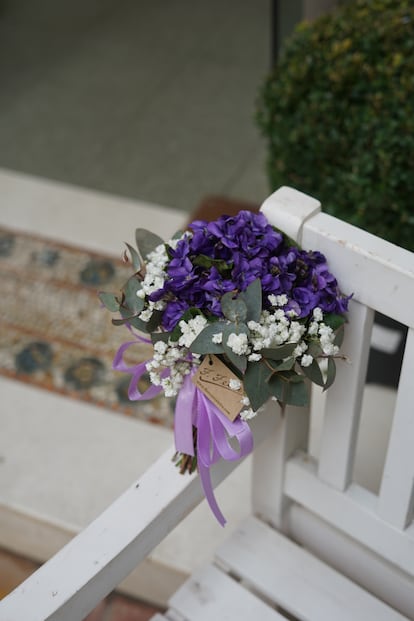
[212,332,223,344]
[139,308,153,322]
[293,342,308,358]
[178,315,208,348]
[240,408,257,421]
[274,309,286,321]
[307,321,319,336]
[229,378,242,391]
[226,332,249,355]
[154,340,168,354]
[149,371,161,386]
[301,354,313,367]
[248,353,262,362]
[322,343,339,356]
[313,307,324,322]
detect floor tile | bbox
[0,548,39,600]
[106,594,161,621]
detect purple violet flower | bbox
[154,210,349,330]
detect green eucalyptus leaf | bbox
[307,341,323,358]
[261,342,298,360]
[334,324,345,348]
[98,291,120,312]
[122,276,145,314]
[273,356,296,372]
[324,357,337,391]
[189,321,226,355]
[268,373,308,406]
[124,243,142,271]
[301,359,325,387]
[221,293,248,323]
[145,310,163,333]
[112,316,131,326]
[193,254,231,273]
[240,278,262,322]
[286,379,309,406]
[267,374,289,403]
[151,332,171,344]
[172,229,184,240]
[135,229,164,260]
[115,308,162,334]
[323,313,346,331]
[243,360,272,411]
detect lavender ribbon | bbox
[175,372,254,526]
[113,342,254,526]
[112,340,168,400]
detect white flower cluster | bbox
[136,243,169,322]
[178,315,208,348]
[228,379,255,421]
[144,289,339,417]
[145,314,206,398]
[146,339,192,397]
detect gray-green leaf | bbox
[243,360,272,411]
[124,243,142,271]
[240,278,262,322]
[135,229,164,261]
[122,276,145,314]
[98,291,120,312]
[324,357,336,391]
[261,342,298,360]
[301,359,325,387]
[189,322,226,355]
[221,293,248,323]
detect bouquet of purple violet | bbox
[100,210,349,525]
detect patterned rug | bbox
[0,226,174,427]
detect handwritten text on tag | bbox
[192,355,245,422]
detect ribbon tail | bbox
[174,374,197,456]
[198,460,226,527]
[196,394,227,526]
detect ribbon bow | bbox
[113,342,254,525]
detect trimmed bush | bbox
[257,0,414,251]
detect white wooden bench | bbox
[1,187,413,621]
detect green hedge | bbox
[257,0,414,251]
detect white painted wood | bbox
[3,185,413,620]
[285,454,414,575]
[0,412,277,621]
[379,328,414,529]
[0,167,186,254]
[260,186,321,242]
[301,212,414,328]
[317,300,374,489]
[169,564,285,621]
[252,398,310,528]
[289,504,414,619]
[216,516,407,621]
[0,447,198,621]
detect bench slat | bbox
[318,300,373,490]
[216,516,408,621]
[379,328,414,528]
[169,564,284,621]
[285,454,414,575]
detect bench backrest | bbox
[1,187,413,620]
[252,187,414,617]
